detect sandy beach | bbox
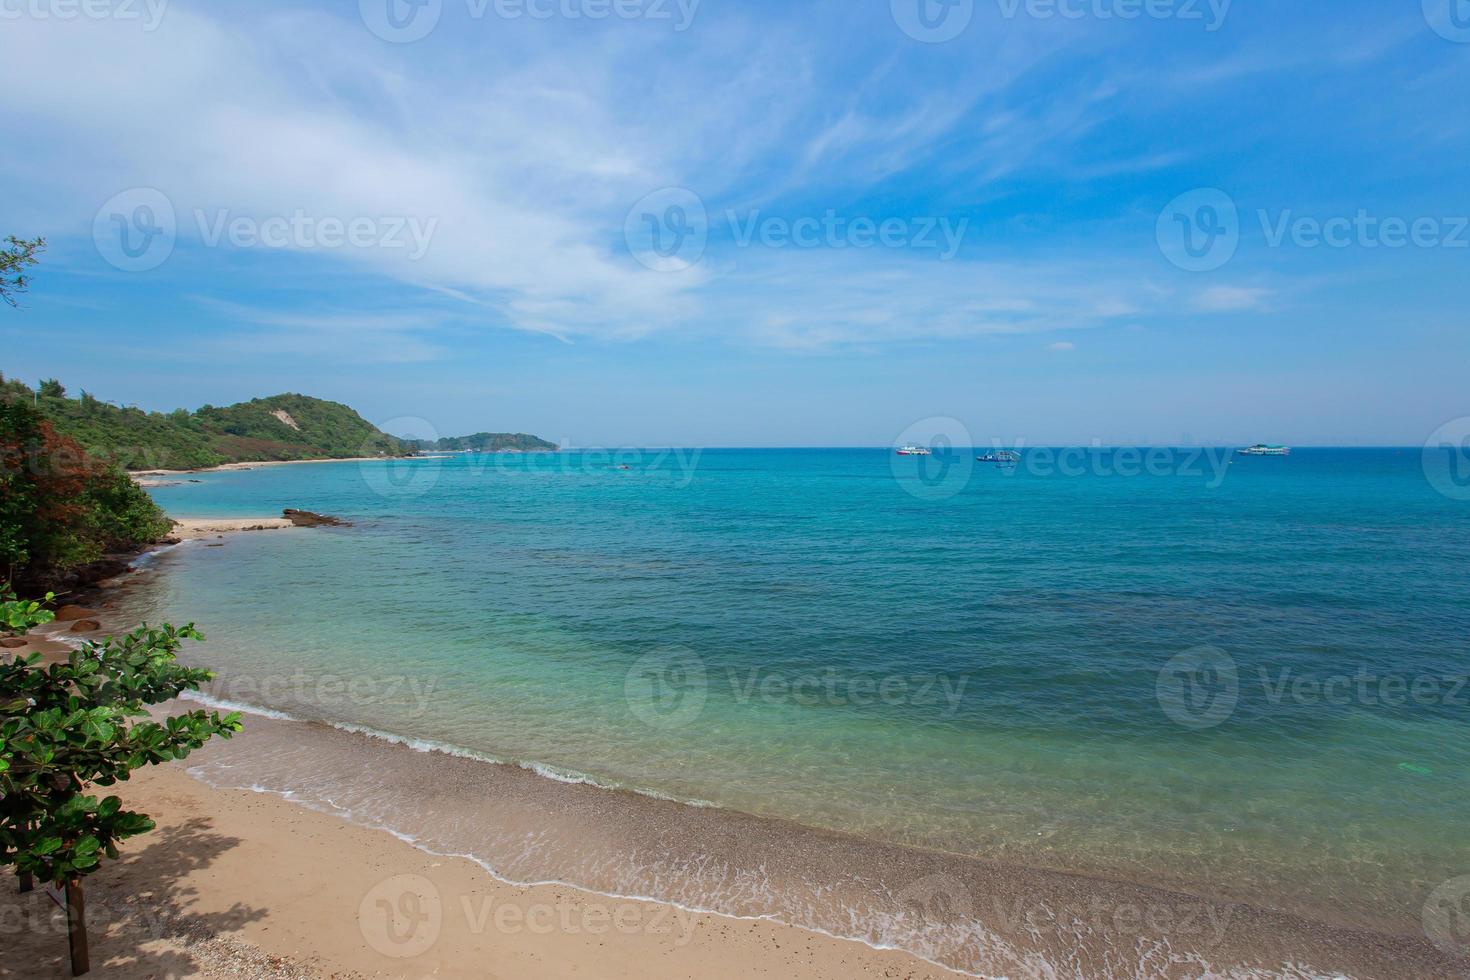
[131,457,404,488]
[0,725,951,979]
[168,517,299,540]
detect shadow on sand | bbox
[0,817,283,978]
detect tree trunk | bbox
[65,878,89,976]
[18,821,33,892]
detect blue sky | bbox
[2,0,1467,446]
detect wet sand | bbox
[0,724,954,979]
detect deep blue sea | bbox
[131,448,1470,965]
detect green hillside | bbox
[2,377,411,470]
[413,432,558,453]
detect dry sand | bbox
[169,517,298,540]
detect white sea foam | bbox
[179,689,301,722]
[180,692,719,807]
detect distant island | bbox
[1,375,554,471]
[409,432,558,454]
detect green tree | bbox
[0,624,241,975]
[0,236,45,307]
[38,379,66,399]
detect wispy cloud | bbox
[1191,286,1274,313]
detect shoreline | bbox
[8,526,1467,977]
[131,456,401,486]
[2,737,951,979]
[131,450,559,482]
[169,694,1464,980]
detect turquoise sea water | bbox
[134,449,1470,944]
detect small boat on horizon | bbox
[977,450,1020,464]
[1237,444,1291,456]
[895,445,932,456]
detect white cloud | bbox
[1191,286,1274,313]
[0,4,1297,353]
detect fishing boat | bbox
[1237,444,1291,456]
[977,450,1020,464]
[895,445,932,456]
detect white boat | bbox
[895,445,932,456]
[1237,444,1290,456]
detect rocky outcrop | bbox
[282,509,351,528]
[55,605,103,622]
